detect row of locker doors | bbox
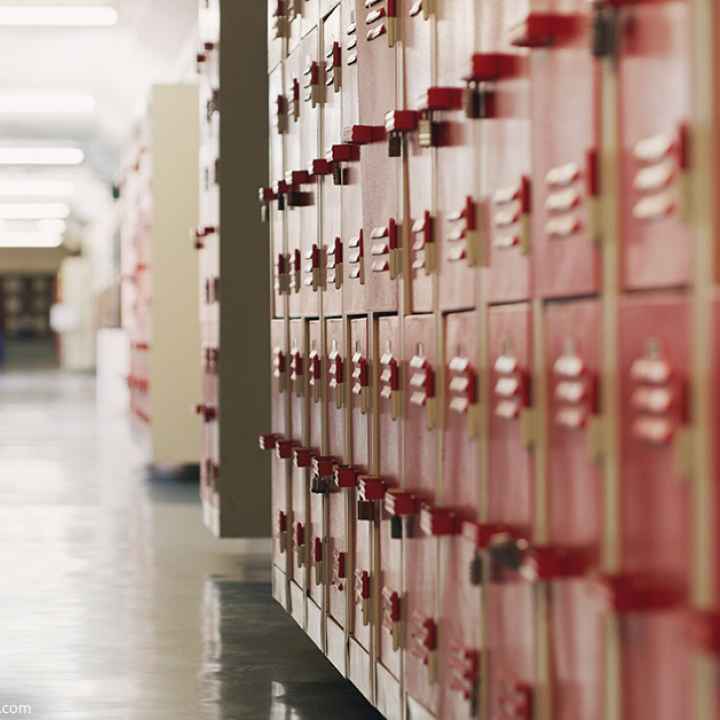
[258,293,706,720]
[265,0,694,320]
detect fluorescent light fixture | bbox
[37,219,67,233]
[0,202,70,220]
[0,94,95,114]
[0,148,84,166]
[0,231,63,248]
[0,180,75,197]
[0,5,118,27]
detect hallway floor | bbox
[0,370,381,719]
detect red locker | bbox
[520,3,600,299]
[306,319,325,618]
[268,0,288,71]
[287,0,316,54]
[324,318,349,665]
[346,316,373,698]
[285,31,321,318]
[402,7,434,314]
[486,302,535,718]
[436,0,482,313]
[357,0,400,313]
[542,300,603,720]
[398,314,442,714]
[320,6,344,317]
[616,0,691,290]
[477,2,531,303]
[259,321,292,608]
[358,315,403,692]
[339,0,367,315]
[438,311,483,719]
[284,42,305,318]
[288,318,309,626]
[264,63,287,319]
[611,294,691,720]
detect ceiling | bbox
[0,0,198,238]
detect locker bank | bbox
[0,1,718,719]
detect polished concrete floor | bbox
[0,369,381,719]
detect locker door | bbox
[544,300,603,720]
[400,315,442,714]
[612,295,691,720]
[359,315,402,687]
[439,310,483,719]
[436,0,481,313]
[346,317,373,699]
[285,44,305,318]
[320,7,344,318]
[324,319,349,639]
[287,318,309,625]
[340,1,367,315]
[478,1,531,303]
[616,1,691,291]
[306,319,325,615]
[486,302,535,718]
[358,0,400,312]
[265,64,287,320]
[403,6,434,314]
[519,3,600,299]
[259,321,292,608]
[268,0,288,71]
[296,29,322,318]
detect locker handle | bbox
[343,123,386,145]
[384,490,419,517]
[419,505,460,536]
[509,12,583,49]
[417,86,464,113]
[275,438,298,460]
[258,433,279,451]
[357,475,387,501]
[293,446,314,468]
[594,573,685,613]
[520,545,594,582]
[334,464,359,488]
[466,52,523,82]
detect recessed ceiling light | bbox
[0,203,70,220]
[0,180,75,197]
[0,94,96,114]
[0,148,84,166]
[0,231,64,249]
[0,5,118,27]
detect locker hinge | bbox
[586,414,605,463]
[673,426,693,480]
[519,407,537,449]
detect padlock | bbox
[314,538,324,586]
[390,516,403,540]
[387,131,402,158]
[360,571,372,625]
[417,116,435,148]
[295,523,306,568]
[469,552,484,586]
[278,511,288,553]
[357,500,374,521]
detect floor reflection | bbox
[0,371,379,719]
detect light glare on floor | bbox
[0,6,118,27]
[0,231,63,248]
[0,203,70,220]
[0,94,96,114]
[0,180,75,197]
[0,148,85,166]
